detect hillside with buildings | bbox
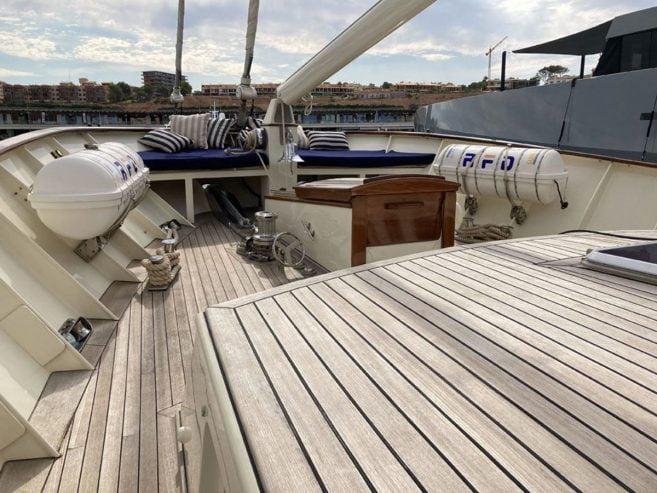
[0,70,541,138]
[0,69,549,111]
[0,73,471,109]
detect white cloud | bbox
[67,30,274,82]
[257,32,327,56]
[0,31,63,60]
[0,67,35,77]
[0,0,654,86]
[421,53,454,62]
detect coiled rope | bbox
[142,226,182,287]
[141,255,173,287]
[156,248,181,267]
[456,223,513,244]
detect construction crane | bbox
[485,36,508,81]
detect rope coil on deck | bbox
[141,255,173,286]
[456,223,513,244]
[156,248,181,267]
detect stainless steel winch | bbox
[254,211,278,235]
[236,211,310,272]
[248,234,276,261]
[237,210,279,261]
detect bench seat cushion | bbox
[138,149,266,171]
[139,149,435,172]
[297,149,435,168]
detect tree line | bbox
[106,81,192,103]
[104,64,570,104]
[465,64,571,91]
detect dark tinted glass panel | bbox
[601,243,657,263]
[621,31,652,71]
[593,37,621,75]
[651,30,657,68]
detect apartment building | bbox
[142,71,187,89]
[393,81,443,92]
[485,77,539,91]
[201,83,280,97]
[440,82,466,93]
[312,82,359,96]
[0,79,109,104]
[201,84,238,96]
[392,81,466,93]
[54,82,78,103]
[200,82,362,97]
[0,84,27,104]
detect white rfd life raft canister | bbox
[433,144,568,204]
[29,142,149,240]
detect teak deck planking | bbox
[2,219,657,491]
[205,230,657,492]
[0,215,308,492]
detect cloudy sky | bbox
[0,0,654,89]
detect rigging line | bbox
[559,230,657,241]
[171,0,185,106]
[238,0,260,127]
[640,87,657,161]
[242,0,260,81]
[556,78,577,149]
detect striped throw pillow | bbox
[208,118,234,149]
[307,131,349,151]
[170,113,210,149]
[139,129,192,153]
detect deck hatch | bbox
[583,241,657,283]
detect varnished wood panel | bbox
[288,175,459,267]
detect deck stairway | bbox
[0,131,192,470]
[0,215,311,492]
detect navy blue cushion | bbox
[138,149,267,171]
[297,150,435,168]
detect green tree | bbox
[467,77,487,91]
[536,65,569,83]
[143,85,154,100]
[133,86,146,102]
[107,83,123,103]
[152,84,169,98]
[116,81,132,100]
[381,81,392,89]
[181,81,192,96]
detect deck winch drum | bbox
[433,144,568,204]
[28,142,149,240]
[255,211,277,235]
